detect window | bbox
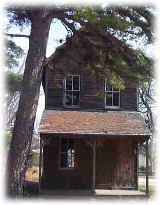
[105,80,120,108]
[60,138,75,169]
[64,75,80,107]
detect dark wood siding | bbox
[42,137,92,189]
[45,68,138,111]
[41,136,137,190]
[96,138,136,189]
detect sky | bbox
[6,11,155,134]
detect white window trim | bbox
[63,74,80,108]
[104,80,120,109]
[59,138,75,170]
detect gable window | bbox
[60,138,75,169]
[105,80,120,108]
[64,75,80,107]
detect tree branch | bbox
[5,33,30,38]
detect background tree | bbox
[6,6,154,196]
[138,79,156,174]
[6,71,23,128]
[5,38,24,152]
[5,35,25,127]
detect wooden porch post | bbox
[92,139,96,192]
[136,142,138,190]
[145,137,149,195]
[39,136,43,191]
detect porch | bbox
[39,110,151,196]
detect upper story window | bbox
[60,138,75,169]
[64,75,80,107]
[105,80,120,108]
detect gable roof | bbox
[40,110,150,136]
[42,25,151,92]
[45,26,138,74]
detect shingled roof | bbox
[39,110,150,136]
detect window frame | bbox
[59,138,75,170]
[104,79,120,109]
[63,74,80,108]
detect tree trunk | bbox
[7,11,52,197]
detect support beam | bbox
[92,139,96,192]
[145,137,149,195]
[39,136,42,191]
[136,142,138,190]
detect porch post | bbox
[39,136,42,191]
[92,139,96,192]
[136,142,138,190]
[145,136,149,195]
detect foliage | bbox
[73,6,154,43]
[110,72,125,90]
[6,71,23,93]
[74,7,135,32]
[5,30,24,129]
[6,39,24,69]
[7,8,31,27]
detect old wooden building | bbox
[39,26,150,194]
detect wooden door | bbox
[96,140,116,189]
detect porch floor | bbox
[95,189,146,196]
[40,189,146,197]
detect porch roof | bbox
[39,110,150,136]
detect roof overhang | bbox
[39,110,151,137]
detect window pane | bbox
[67,150,75,168]
[106,84,112,91]
[73,76,80,90]
[66,76,72,90]
[73,91,80,105]
[113,92,119,106]
[106,92,112,106]
[65,91,72,105]
[61,153,68,168]
[71,153,75,167]
[60,139,75,168]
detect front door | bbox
[96,139,116,189]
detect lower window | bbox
[60,138,75,169]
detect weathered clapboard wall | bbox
[44,67,137,111]
[96,138,137,189]
[41,136,92,189]
[41,135,137,190]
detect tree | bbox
[138,79,156,174]
[6,71,22,128]
[6,6,154,196]
[5,33,26,141]
[6,39,24,69]
[5,32,25,127]
[7,8,54,196]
